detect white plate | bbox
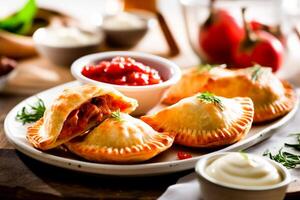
[4,81,299,176]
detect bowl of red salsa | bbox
[71,51,181,114]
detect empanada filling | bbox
[58,95,127,140]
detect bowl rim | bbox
[195,152,291,191]
[71,51,182,91]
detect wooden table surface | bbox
[1,0,300,199]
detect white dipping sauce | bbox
[103,12,146,30]
[205,153,282,187]
[34,27,102,47]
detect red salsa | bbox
[82,56,163,86]
[177,151,192,160]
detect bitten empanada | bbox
[65,112,174,163]
[142,93,254,148]
[27,84,138,150]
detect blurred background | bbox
[1,0,300,95]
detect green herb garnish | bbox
[197,92,224,110]
[0,0,37,35]
[110,109,123,121]
[263,149,300,169]
[239,150,249,161]
[16,98,45,124]
[263,133,300,168]
[197,64,226,73]
[250,65,263,81]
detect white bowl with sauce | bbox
[195,152,291,200]
[33,27,104,66]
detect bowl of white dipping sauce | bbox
[195,152,291,200]
[102,12,149,48]
[33,27,104,66]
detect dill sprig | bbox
[197,92,224,110]
[251,65,263,81]
[197,64,226,73]
[110,109,123,121]
[16,98,45,125]
[263,149,300,169]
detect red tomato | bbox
[81,56,163,86]
[82,65,99,77]
[177,151,192,160]
[104,62,125,75]
[199,6,244,64]
[114,76,127,85]
[233,9,284,72]
[249,20,286,48]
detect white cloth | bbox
[159,100,300,200]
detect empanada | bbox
[27,84,138,150]
[203,66,296,122]
[162,65,232,105]
[65,112,174,163]
[142,92,254,148]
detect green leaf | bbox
[263,148,300,169]
[16,97,45,125]
[110,109,124,121]
[197,64,226,73]
[0,0,37,35]
[239,151,249,161]
[250,64,262,81]
[197,92,224,110]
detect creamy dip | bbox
[103,12,146,30]
[204,153,282,187]
[34,27,102,47]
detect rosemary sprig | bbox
[197,92,224,110]
[263,149,300,169]
[110,109,123,121]
[16,98,45,125]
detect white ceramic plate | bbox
[4,81,299,176]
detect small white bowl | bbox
[71,51,181,115]
[102,12,149,48]
[33,27,104,66]
[195,152,291,200]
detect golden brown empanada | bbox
[65,112,174,163]
[27,84,138,150]
[202,66,296,123]
[162,65,231,105]
[142,93,254,148]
